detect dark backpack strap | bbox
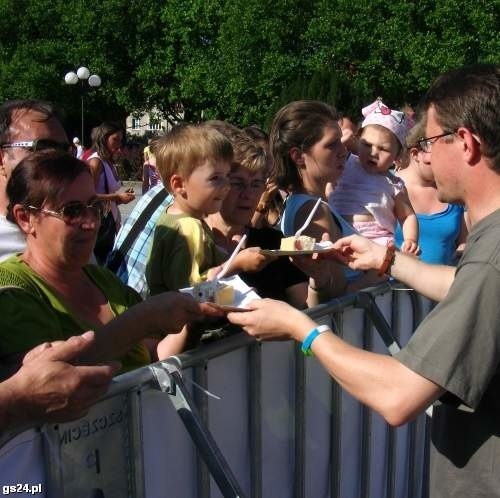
[107,188,169,273]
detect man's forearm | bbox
[285,313,443,426]
[308,330,444,426]
[390,252,455,302]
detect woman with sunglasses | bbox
[0,152,222,377]
[86,122,135,263]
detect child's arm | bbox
[226,248,276,275]
[394,189,419,255]
[206,247,277,280]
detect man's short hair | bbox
[0,100,60,146]
[154,124,233,192]
[421,64,500,171]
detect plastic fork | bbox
[294,197,323,237]
[216,234,248,279]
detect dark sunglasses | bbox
[1,139,73,154]
[27,200,105,225]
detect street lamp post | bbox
[64,66,102,146]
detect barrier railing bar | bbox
[162,368,247,498]
[194,363,211,498]
[387,290,400,498]
[101,282,411,402]
[293,345,306,498]
[386,424,396,498]
[409,290,424,329]
[169,333,256,370]
[422,416,431,498]
[248,344,262,498]
[128,389,146,498]
[330,311,343,498]
[355,292,402,354]
[360,312,372,498]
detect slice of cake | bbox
[192,281,234,305]
[280,235,316,251]
[214,283,234,305]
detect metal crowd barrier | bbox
[0,282,434,498]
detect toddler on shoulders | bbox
[329,99,419,253]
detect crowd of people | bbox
[0,63,498,497]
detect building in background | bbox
[126,108,167,137]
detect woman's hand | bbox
[146,292,224,334]
[258,180,280,207]
[231,247,276,274]
[116,191,135,205]
[289,233,333,284]
[289,252,330,282]
[227,298,316,342]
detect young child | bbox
[146,124,233,294]
[329,99,419,253]
[395,117,468,264]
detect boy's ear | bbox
[289,147,305,168]
[170,174,187,197]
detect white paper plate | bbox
[180,275,260,310]
[260,240,333,256]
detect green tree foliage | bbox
[0,0,165,139]
[160,0,498,126]
[0,0,497,132]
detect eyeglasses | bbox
[230,180,265,192]
[0,139,73,154]
[27,200,105,225]
[417,131,456,153]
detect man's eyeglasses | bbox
[0,139,73,154]
[27,200,105,225]
[417,131,456,153]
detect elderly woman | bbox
[0,152,220,375]
[205,131,309,307]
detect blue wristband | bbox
[301,325,331,356]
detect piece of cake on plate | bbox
[280,235,316,251]
[192,281,235,305]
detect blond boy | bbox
[146,125,233,294]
